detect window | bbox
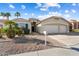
[17,23,27,28]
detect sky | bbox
[0,3,79,20]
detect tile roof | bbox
[12,18,29,22]
[38,16,70,24]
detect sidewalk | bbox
[12,47,79,56]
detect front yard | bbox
[0,35,63,56]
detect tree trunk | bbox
[17,16,18,19]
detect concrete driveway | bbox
[48,34,79,48]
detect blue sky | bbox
[0,3,79,20]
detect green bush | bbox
[23,28,30,34]
[72,29,79,32]
[0,28,2,38]
[6,28,16,38]
[2,27,9,33]
[17,29,23,36]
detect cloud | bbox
[31,13,34,16]
[36,3,61,11]
[45,3,61,8]
[21,5,26,9]
[9,4,15,9]
[24,13,28,15]
[64,14,71,18]
[49,11,62,16]
[30,13,36,18]
[65,10,69,13]
[40,7,48,11]
[72,3,76,6]
[35,3,42,8]
[71,9,76,13]
[38,11,62,20]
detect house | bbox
[0,16,70,34]
[0,19,7,28]
[13,18,32,33]
[0,18,32,33]
[28,18,40,32]
[69,20,79,31]
[37,16,70,34]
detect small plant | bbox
[6,28,16,38]
[0,28,2,38]
[17,28,23,36]
[72,29,79,32]
[23,28,30,34]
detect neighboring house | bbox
[69,20,79,30]
[37,16,70,34]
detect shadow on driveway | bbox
[48,32,79,36]
[50,45,79,52]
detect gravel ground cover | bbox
[0,36,53,56]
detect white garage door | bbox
[40,25,59,34]
[59,25,67,33]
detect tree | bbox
[4,20,16,38]
[4,20,16,29]
[15,12,20,18]
[5,12,11,20]
[0,12,5,18]
[0,12,11,20]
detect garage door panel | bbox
[59,25,67,33]
[37,24,68,34]
[41,25,59,34]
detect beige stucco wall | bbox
[15,22,31,33]
[37,17,69,34]
[38,18,69,26]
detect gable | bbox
[39,16,69,26]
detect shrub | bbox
[6,28,16,38]
[23,28,30,34]
[72,29,79,32]
[0,28,2,38]
[17,29,23,36]
[2,26,9,33]
[14,28,23,36]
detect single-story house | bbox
[0,19,6,28]
[37,16,70,34]
[0,16,70,34]
[69,20,79,31]
[13,18,31,33]
[0,18,31,33]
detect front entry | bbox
[32,26,36,32]
[32,22,36,32]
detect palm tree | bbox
[0,12,11,20]
[5,12,11,20]
[4,20,16,38]
[0,12,5,18]
[15,12,20,18]
[4,20,16,29]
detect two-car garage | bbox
[37,16,69,34]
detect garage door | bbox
[59,25,67,33]
[40,25,59,34]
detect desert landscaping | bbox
[0,35,65,56]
